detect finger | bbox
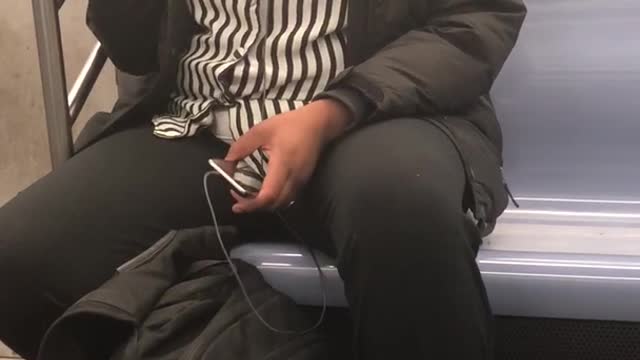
[232,152,289,213]
[229,189,257,214]
[230,189,245,204]
[225,127,265,162]
[232,190,275,214]
[229,190,254,213]
[231,178,296,211]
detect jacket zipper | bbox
[423,116,493,231]
[501,167,520,208]
[424,117,479,187]
[116,231,177,272]
[427,116,520,212]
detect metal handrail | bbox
[32,0,72,168]
[68,43,108,123]
[32,0,107,169]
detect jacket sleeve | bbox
[86,0,166,75]
[330,0,527,122]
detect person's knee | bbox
[321,117,466,214]
[329,119,467,245]
[353,177,465,248]
[0,200,46,296]
[318,118,476,288]
[335,172,473,281]
[0,207,58,358]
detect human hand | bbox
[225,99,352,213]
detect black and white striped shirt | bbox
[152,0,348,190]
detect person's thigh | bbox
[306,118,492,359]
[0,125,235,357]
[308,117,472,255]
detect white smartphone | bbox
[208,159,256,197]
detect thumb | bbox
[225,128,264,161]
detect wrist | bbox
[311,99,353,142]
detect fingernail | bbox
[232,205,243,214]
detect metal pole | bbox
[32,0,73,169]
[68,43,107,124]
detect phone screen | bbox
[208,159,254,197]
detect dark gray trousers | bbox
[0,118,492,359]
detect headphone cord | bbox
[204,171,328,334]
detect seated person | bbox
[0,0,525,358]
